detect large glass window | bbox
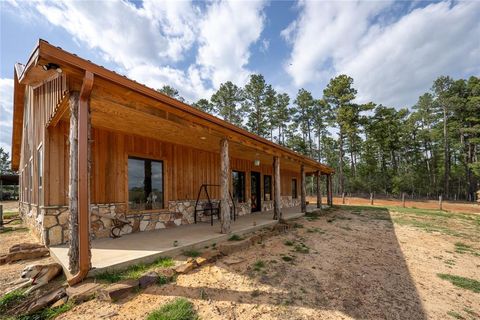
[292,178,297,199]
[37,147,43,205]
[264,175,272,201]
[128,157,164,210]
[232,171,245,203]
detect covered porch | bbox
[50,205,317,276]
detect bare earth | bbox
[55,204,479,320]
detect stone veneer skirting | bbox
[19,196,301,246]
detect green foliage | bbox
[253,260,266,271]
[147,298,199,320]
[0,147,13,174]
[437,274,480,293]
[228,234,243,241]
[157,85,185,102]
[182,249,201,258]
[95,257,174,283]
[192,98,213,113]
[211,81,244,127]
[0,289,26,313]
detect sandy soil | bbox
[321,196,480,215]
[57,206,480,320]
[0,221,54,294]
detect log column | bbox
[68,71,93,286]
[220,138,231,233]
[300,164,306,213]
[273,156,282,220]
[316,170,322,210]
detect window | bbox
[128,157,164,210]
[29,159,33,204]
[37,147,43,206]
[292,179,297,199]
[232,171,245,203]
[264,175,272,201]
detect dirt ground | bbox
[322,196,480,215]
[0,200,19,212]
[0,218,54,294]
[55,205,479,320]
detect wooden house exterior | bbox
[12,40,334,282]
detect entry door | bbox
[251,172,261,212]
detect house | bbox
[11,40,334,283]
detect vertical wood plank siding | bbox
[46,125,300,206]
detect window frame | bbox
[126,154,166,212]
[232,170,246,203]
[263,175,272,201]
[37,144,43,206]
[291,178,298,199]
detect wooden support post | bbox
[328,174,333,206]
[325,174,330,206]
[370,193,374,205]
[273,156,282,220]
[220,138,231,233]
[68,92,79,273]
[402,192,405,208]
[439,195,443,211]
[316,170,322,210]
[68,71,93,286]
[300,165,306,213]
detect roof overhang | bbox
[14,39,335,175]
[11,65,25,171]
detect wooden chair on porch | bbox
[194,184,236,226]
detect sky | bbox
[1,0,479,155]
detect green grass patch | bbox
[182,249,200,258]
[283,240,294,246]
[95,257,174,283]
[0,227,29,234]
[0,289,27,313]
[437,274,480,293]
[228,234,243,241]
[446,310,465,319]
[2,211,19,219]
[147,298,199,320]
[253,260,266,271]
[307,227,325,234]
[444,259,456,267]
[293,243,310,254]
[293,222,304,228]
[454,242,479,256]
[22,300,76,320]
[281,255,294,262]
[392,217,467,238]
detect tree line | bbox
[158,73,480,202]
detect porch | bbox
[50,205,317,276]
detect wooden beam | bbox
[301,164,306,213]
[273,156,282,220]
[316,170,322,210]
[68,71,94,286]
[220,138,230,234]
[47,92,70,128]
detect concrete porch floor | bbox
[50,205,318,276]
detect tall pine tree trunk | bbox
[443,107,450,199]
[339,130,344,195]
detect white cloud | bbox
[0,79,14,154]
[283,1,480,108]
[196,0,266,87]
[10,0,266,102]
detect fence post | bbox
[342,192,345,204]
[439,195,443,211]
[402,193,405,208]
[370,193,374,205]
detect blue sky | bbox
[1,0,479,155]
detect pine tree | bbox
[210,81,244,127]
[242,74,269,137]
[157,85,185,102]
[293,89,315,157]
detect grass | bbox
[253,260,266,271]
[147,298,199,320]
[437,274,480,293]
[0,289,27,313]
[447,310,465,319]
[293,243,310,254]
[283,240,294,246]
[21,301,76,320]
[0,227,29,234]
[281,255,294,262]
[95,257,174,283]
[228,234,243,241]
[182,249,200,258]
[454,242,479,256]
